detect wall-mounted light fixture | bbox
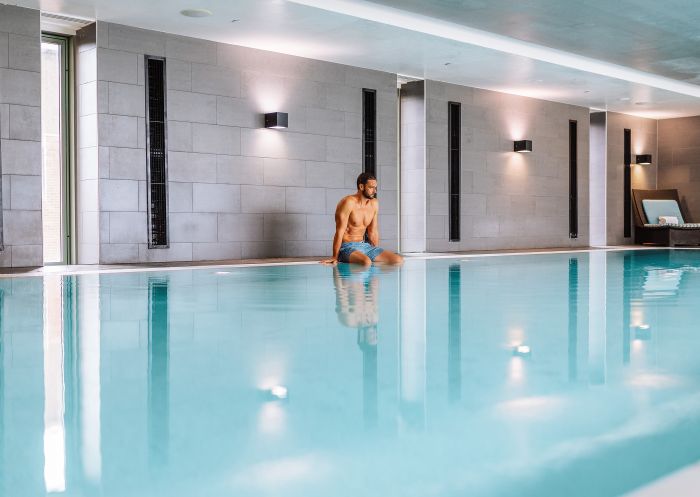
[635,154,652,165]
[264,112,288,129]
[514,140,532,153]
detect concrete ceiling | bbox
[373,0,700,82]
[13,0,700,117]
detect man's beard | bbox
[362,190,375,199]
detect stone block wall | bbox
[85,22,398,263]
[658,116,700,222]
[423,81,591,251]
[0,5,42,267]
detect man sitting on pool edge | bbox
[321,173,403,266]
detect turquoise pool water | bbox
[2,249,700,497]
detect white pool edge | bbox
[1,246,699,278]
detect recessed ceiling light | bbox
[619,97,631,101]
[180,8,213,18]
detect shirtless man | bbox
[321,173,403,266]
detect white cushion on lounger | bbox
[659,216,679,225]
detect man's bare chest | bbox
[349,206,374,226]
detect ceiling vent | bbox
[41,12,94,35]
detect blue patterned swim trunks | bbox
[338,241,385,263]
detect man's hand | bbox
[320,258,338,265]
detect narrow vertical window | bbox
[145,56,169,248]
[448,102,461,242]
[623,128,632,238]
[362,88,376,176]
[569,120,578,238]
[41,34,72,263]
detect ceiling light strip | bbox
[288,0,700,98]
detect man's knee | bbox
[350,252,372,266]
[376,250,403,265]
[388,252,404,264]
[359,257,372,267]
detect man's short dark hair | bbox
[357,172,376,190]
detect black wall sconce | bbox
[514,140,532,153]
[264,112,288,129]
[635,154,652,165]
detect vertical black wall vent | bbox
[569,120,578,238]
[448,102,461,242]
[145,56,169,248]
[362,88,377,177]
[624,128,632,238]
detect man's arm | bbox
[367,200,379,247]
[321,198,352,264]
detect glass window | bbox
[41,36,70,264]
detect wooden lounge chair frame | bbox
[632,189,700,246]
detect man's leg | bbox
[373,250,403,265]
[348,251,372,267]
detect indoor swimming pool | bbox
[2,249,700,497]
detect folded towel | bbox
[659,216,679,225]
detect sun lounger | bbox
[632,189,700,246]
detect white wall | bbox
[400,81,426,252]
[75,23,101,264]
[589,112,607,246]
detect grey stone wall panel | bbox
[0,6,41,266]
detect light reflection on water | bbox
[2,250,700,496]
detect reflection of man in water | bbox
[333,264,380,427]
[334,264,379,348]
